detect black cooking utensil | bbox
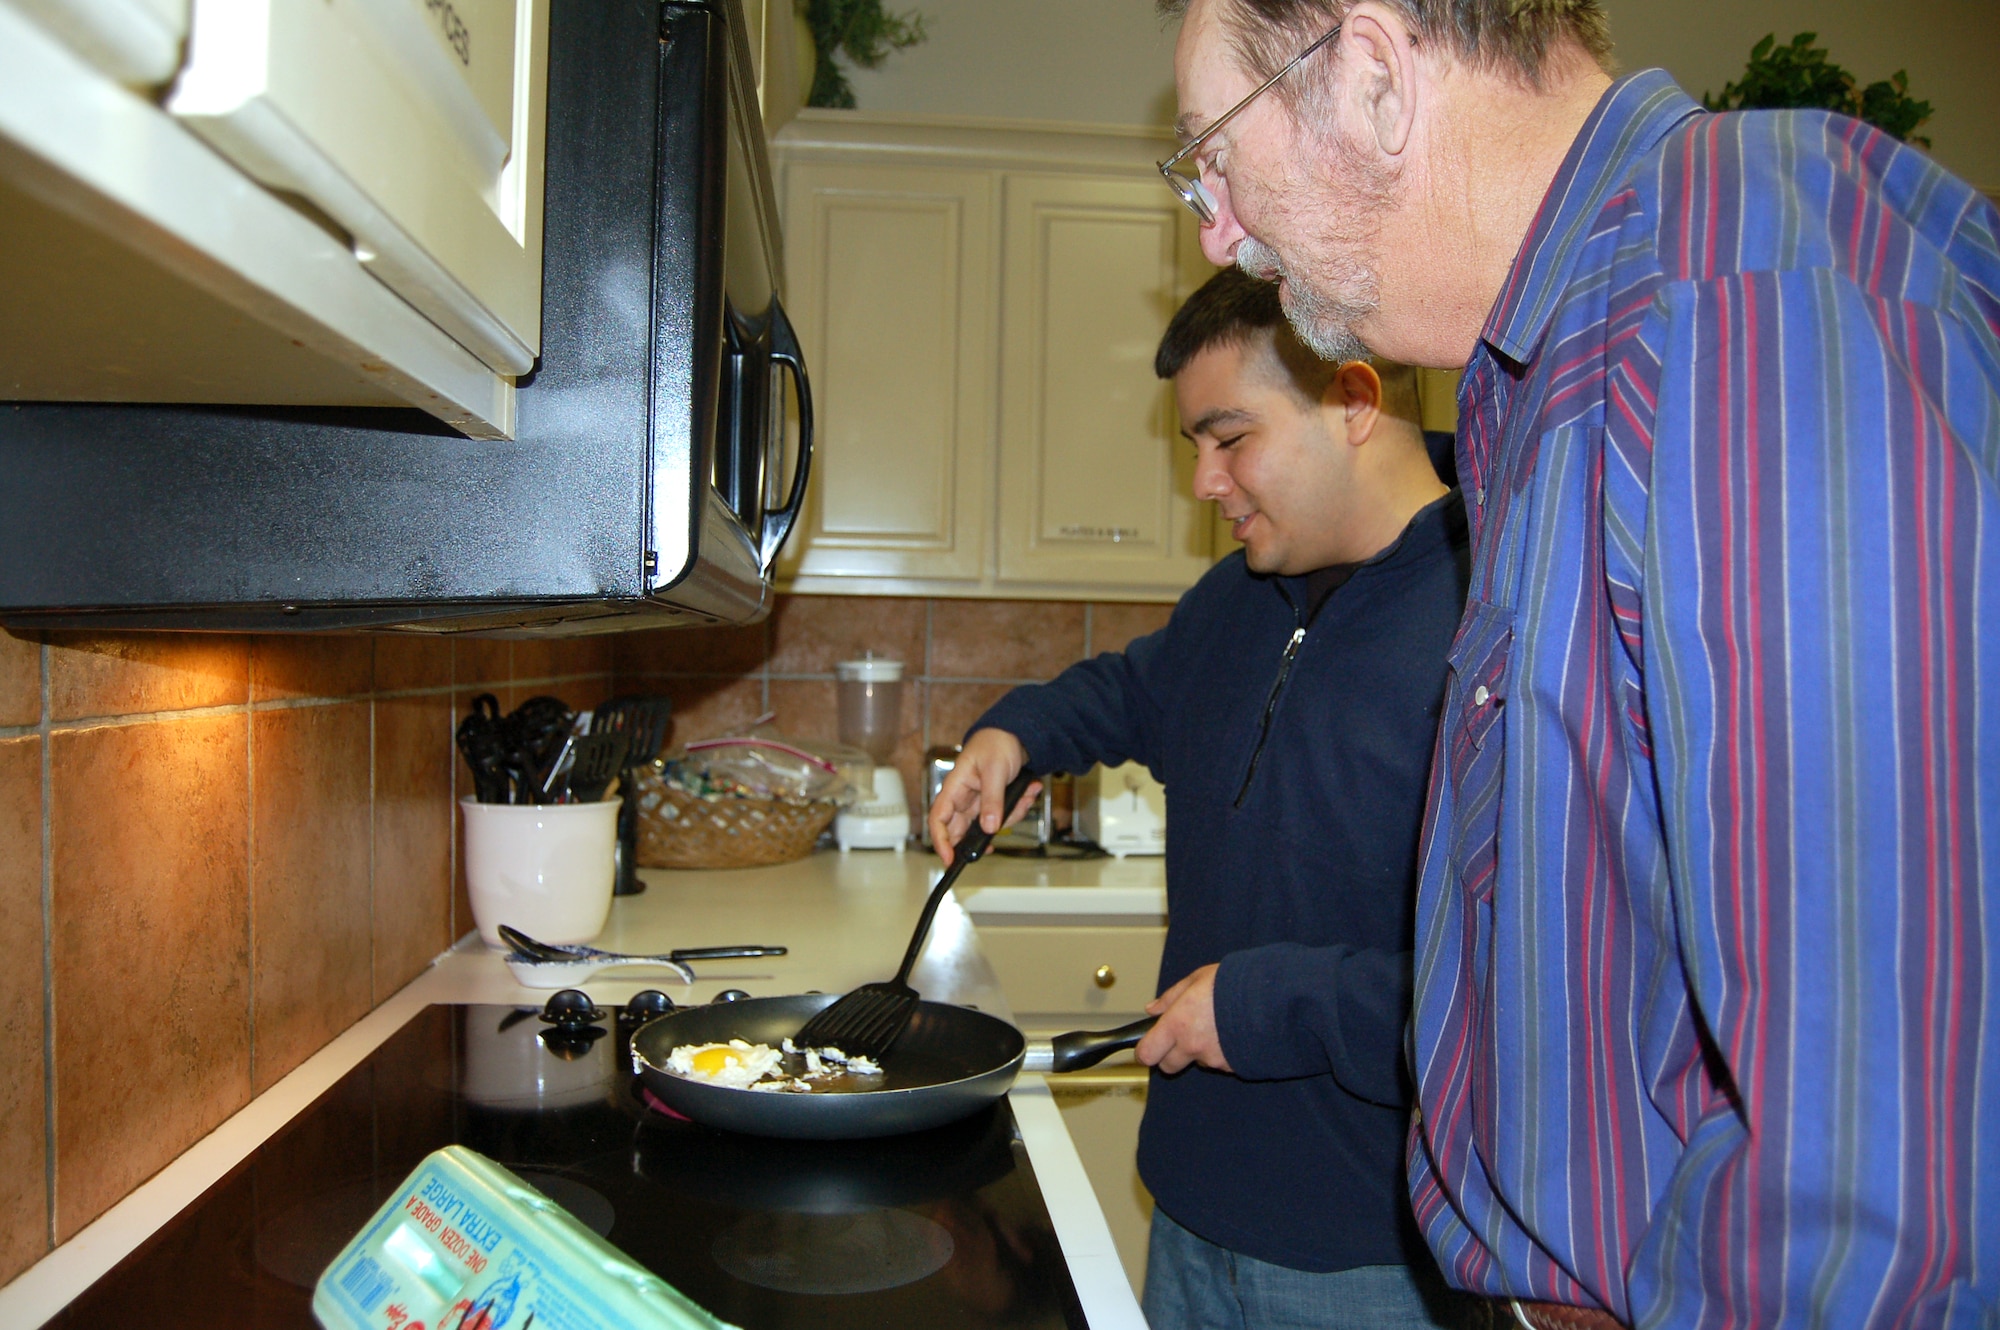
[590,694,673,763]
[500,695,577,802]
[535,732,579,801]
[552,731,628,803]
[454,693,510,803]
[590,695,673,896]
[631,993,1154,1139]
[793,769,1039,1061]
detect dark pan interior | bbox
[629,993,1028,1139]
[635,993,1023,1089]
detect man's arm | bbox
[1618,259,2000,1326]
[1137,942,1414,1108]
[928,622,1178,860]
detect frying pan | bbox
[630,993,1153,1139]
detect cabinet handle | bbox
[1094,965,1116,989]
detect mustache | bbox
[1235,238,1286,283]
[1233,238,1374,362]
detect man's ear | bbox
[1326,360,1383,445]
[1340,2,1419,157]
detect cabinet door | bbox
[167,0,547,376]
[996,175,1215,590]
[1050,1074,1152,1297]
[775,161,994,584]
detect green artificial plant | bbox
[801,0,927,110]
[1703,32,1933,148]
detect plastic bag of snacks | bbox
[634,725,869,869]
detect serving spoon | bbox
[498,924,788,989]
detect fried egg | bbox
[665,1039,785,1089]
[663,1037,886,1093]
[788,1039,881,1076]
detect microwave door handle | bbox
[760,298,814,573]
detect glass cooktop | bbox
[53,1002,1087,1329]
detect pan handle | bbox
[1022,1016,1159,1075]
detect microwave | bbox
[0,0,810,635]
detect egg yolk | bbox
[691,1047,738,1075]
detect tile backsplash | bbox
[0,628,613,1283]
[611,595,1172,820]
[0,591,1170,1287]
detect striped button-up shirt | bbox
[1409,70,2000,1327]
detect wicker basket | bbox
[634,769,837,869]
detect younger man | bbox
[930,267,1467,1329]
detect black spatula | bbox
[792,769,1038,1061]
[590,695,674,896]
[559,731,629,803]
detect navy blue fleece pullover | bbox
[973,490,1469,1273]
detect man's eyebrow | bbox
[1183,406,1255,439]
[1173,112,1204,141]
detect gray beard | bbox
[1236,237,1376,362]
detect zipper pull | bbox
[1231,625,1310,810]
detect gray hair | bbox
[1160,0,1613,87]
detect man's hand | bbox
[926,728,1041,867]
[1136,964,1232,1075]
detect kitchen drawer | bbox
[977,924,1165,1027]
[168,0,547,375]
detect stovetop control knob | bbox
[713,989,752,1004]
[624,990,675,1022]
[540,988,607,1030]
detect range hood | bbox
[0,0,810,636]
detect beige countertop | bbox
[0,846,1163,1328]
[452,845,1168,1009]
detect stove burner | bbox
[254,1178,390,1289]
[508,1168,617,1238]
[710,1209,956,1295]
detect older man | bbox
[1160,1,2000,1328]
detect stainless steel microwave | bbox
[0,0,810,635]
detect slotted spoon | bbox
[793,769,1038,1061]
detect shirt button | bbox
[1473,685,1490,706]
[1475,486,1485,506]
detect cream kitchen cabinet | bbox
[997,174,1216,591]
[168,0,548,378]
[775,157,997,584]
[771,112,1222,601]
[0,0,546,437]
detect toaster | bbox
[1077,761,1166,858]
[921,745,1053,851]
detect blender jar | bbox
[833,656,910,851]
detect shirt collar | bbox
[1481,69,1704,366]
[1274,489,1465,622]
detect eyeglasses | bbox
[1158,25,1342,225]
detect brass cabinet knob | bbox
[1094,965,1116,988]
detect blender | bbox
[833,656,911,851]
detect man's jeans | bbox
[1142,1207,1468,1330]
